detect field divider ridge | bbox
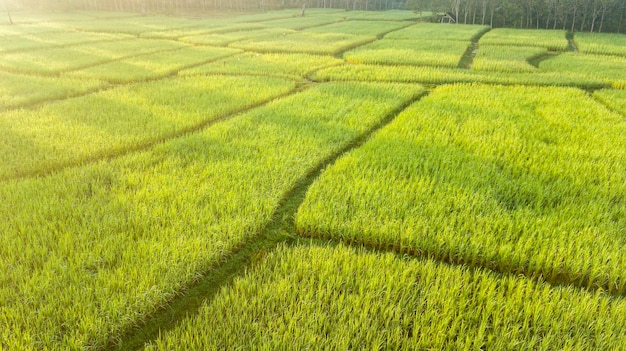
[457,27,491,69]
[106,88,430,351]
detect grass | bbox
[230,31,376,55]
[180,52,342,80]
[0,75,295,179]
[384,23,490,41]
[343,39,470,68]
[296,84,626,293]
[145,243,626,350]
[65,46,241,83]
[479,28,568,51]
[471,45,546,72]
[0,82,424,350]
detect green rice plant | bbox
[256,16,340,30]
[574,32,626,57]
[343,39,471,68]
[593,89,626,116]
[539,53,626,89]
[180,52,342,80]
[140,23,267,39]
[312,63,608,88]
[180,28,297,46]
[0,31,132,53]
[347,9,428,20]
[0,75,294,179]
[230,31,376,55]
[471,45,546,72]
[0,23,57,36]
[63,16,199,34]
[0,71,107,110]
[65,46,241,83]
[0,38,187,75]
[0,82,423,350]
[479,28,568,50]
[385,22,490,41]
[296,84,626,293]
[145,243,626,350]
[305,20,410,36]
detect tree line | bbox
[4,0,626,33]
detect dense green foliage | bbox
[146,243,626,350]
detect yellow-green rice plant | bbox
[593,89,626,116]
[145,243,626,350]
[179,28,297,46]
[471,45,546,72]
[0,75,295,179]
[0,82,423,350]
[385,22,490,41]
[305,20,411,37]
[63,16,200,35]
[0,38,187,75]
[539,53,626,89]
[479,28,568,51]
[230,31,376,55]
[574,32,626,57]
[312,63,608,88]
[296,84,626,293]
[343,39,470,68]
[140,23,266,39]
[257,16,340,30]
[346,9,427,20]
[0,31,131,53]
[0,71,107,110]
[180,52,342,80]
[65,46,241,83]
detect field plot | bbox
[0,71,107,110]
[594,89,626,116]
[140,23,266,39]
[180,28,297,46]
[479,28,568,50]
[146,243,626,350]
[313,63,608,88]
[296,84,626,293]
[180,52,342,80]
[539,53,626,89]
[574,32,626,57]
[305,20,410,36]
[0,75,293,179]
[0,38,186,75]
[65,46,240,83]
[0,31,131,53]
[256,16,340,30]
[60,15,200,34]
[230,31,375,55]
[385,22,489,41]
[0,82,423,350]
[471,45,546,72]
[343,39,469,67]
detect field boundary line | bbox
[104,88,430,351]
[457,26,491,69]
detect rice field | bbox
[2,9,626,350]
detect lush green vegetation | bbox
[575,32,626,57]
[296,84,626,293]
[2,9,626,351]
[146,243,626,350]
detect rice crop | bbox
[0,82,423,350]
[65,46,241,83]
[139,23,266,39]
[180,28,297,46]
[312,63,607,88]
[0,71,107,110]
[145,243,626,350]
[574,32,626,57]
[230,31,375,55]
[256,16,340,30]
[180,52,342,80]
[0,31,131,53]
[0,38,187,75]
[539,53,626,89]
[343,39,469,68]
[304,20,410,36]
[0,75,294,179]
[471,45,545,72]
[479,28,568,51]
[385,23,490,41]
[296,84,626,293]
[347,9,427,20]
[593,89,626,116]
[63,16,199,34]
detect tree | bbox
[4,0,13,24]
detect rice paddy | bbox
[2,9,625,350]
